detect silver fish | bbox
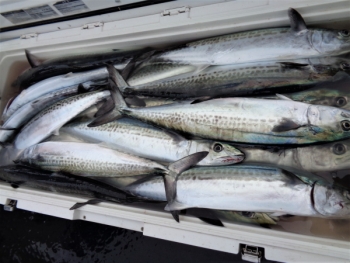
[149,8,350,65]
[108,77,350,145]
[0,85,81,143]
[2,67,109,122]
[239,139,350,173]
[122,58,350,99]
[127,63,197,86]
[16,141,168,177]
[214,211,278,225]
[265,72,350,110]
[14,90,110,149]
[124,166,350,218]
[61,118,244,166]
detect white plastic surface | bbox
[0,0,350,262]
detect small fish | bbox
[61,119,244,166]
[13,90,110,149]
[3,67,108,122]
[0,85,81,143]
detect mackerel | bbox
[0,85,81,143]
[148,8,350,65]
[107,76,350,145]
[122,58,350,99]
[3,67,109,121]
[14,90,110,149]
[62,119,244,166]
[239,139,350,173]
[124,166,350,218]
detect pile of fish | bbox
[1,8,350,226]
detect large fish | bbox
[61,119,244,166]
[12,49,148,89]
[122,58,350,99]
[124,166,350,218]
[238,139,350,174]
[0,86,82,143]
[147,8,350,65]
[14,90,110,149]
[3,67,109,122]
[103,74,350,145]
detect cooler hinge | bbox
[82,22,104,29]
[241,244,263,263]
[161,6,190,16]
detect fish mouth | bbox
[219,155,245,164]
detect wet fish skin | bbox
[14,90,110,149]
[239,139,350,173]
[124,165,350,218]
[123,57,350,99]
[127,63,197,86]
[15,141,167,178]
[12,49,146,89]
[114,94,350,145]
[61,119,244,166]
[214,211,278,225]
[149,9,350,65]
[0,165,143,205]
[3,67,109,122]
[0,85,80,143]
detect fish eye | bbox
[339,30,350,37]
[341,120,350,131]
[332,143,346,155]
[340,62,350,70]
[335,97,347,107]
[213,143,223,152]
[241,212,255,218]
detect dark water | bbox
[0,205,278,263]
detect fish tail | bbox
[87,65,127,127]
[164,151,209,222]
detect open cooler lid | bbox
[0,0,350,262]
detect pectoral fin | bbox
[272,118,301,132]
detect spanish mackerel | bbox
[12,48,147,89]
[238,139,350,173]
[0,86,81,143]
[3,67,109,122]
[107,77,350,145]
[124,166,350,218]
[122,58,350,99]
[0,165,146,206]
[262,73,350,110]
[61,119,244,166]
[14,90,110,149]
[148,8,350,65]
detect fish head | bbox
[304,140,350,171]
[309,29,350,56]
[313,184,350,217]
[195,141,244,166]
[307,105,350,141]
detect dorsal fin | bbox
[25,49,42,68]
[276,94,293,101]
[288,8,307,33]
